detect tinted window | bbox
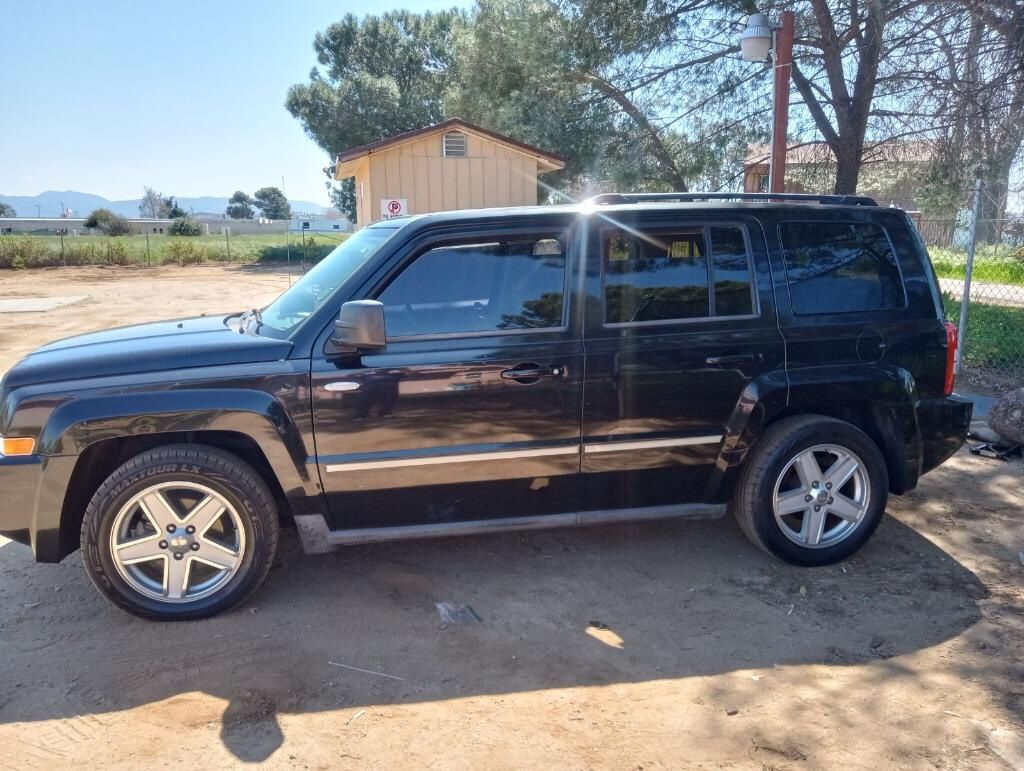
[378,237,566,337]
[710,227,754,316]
[603,226,754,323]
[604,230,709,323]
[780,222,904,314]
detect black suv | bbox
[0,193,972,619]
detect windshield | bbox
[258,226,398,334]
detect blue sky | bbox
[0,0,469,206]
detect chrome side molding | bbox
[583,435,722,454]
[323,435,723,472]
[325,445,579,473]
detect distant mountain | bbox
[0,190,327,219]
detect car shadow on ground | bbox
[0,509,989,763]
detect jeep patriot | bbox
[0,193,972,619]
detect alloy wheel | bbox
[109,481,246,602]
[771,443,871,549]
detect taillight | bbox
[943,321,957,396]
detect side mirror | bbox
[328,300,386,354]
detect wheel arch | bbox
[706,365,922,502]
[763,400,917,495]
[58,430,294,561]
[35,389,320,562]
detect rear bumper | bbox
[917,394,973,476]
[0,453,67,562]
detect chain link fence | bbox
[0,223,351,269]
[913,190,1024,391]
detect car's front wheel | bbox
[81,444,279,620]
[733,415,888,566]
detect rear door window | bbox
[603,225,755,323]
[709,226,755,317]
[779,222,905,314]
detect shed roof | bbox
[333,118,566,178]
[744,140,934,167]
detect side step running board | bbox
[320,503,726,547]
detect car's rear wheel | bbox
[81,444,279,620]
[733,415,888,566]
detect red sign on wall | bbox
[380,198,407,219]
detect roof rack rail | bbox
[585,192,878,207]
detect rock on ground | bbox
[988,387,1024,445]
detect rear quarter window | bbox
[779,222,906,314]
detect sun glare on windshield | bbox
[258,227,398,334]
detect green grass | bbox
[944,294,1024,372]
[929,244,1024,287]
[0,232,344,268]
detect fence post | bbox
[225,228,231,260]
[286,222,292,286]
[955,177,983,374]
[145,231,150,267]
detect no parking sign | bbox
[380,198,407,219]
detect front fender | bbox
[19,387,318,563]
[41,388,311,496]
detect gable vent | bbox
[443,132,467,157]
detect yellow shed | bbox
[333,118,566,227]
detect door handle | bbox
[704,353,761,367]
[324,381,361,392]
[500,363,561,383]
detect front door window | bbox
[377,236,567,338]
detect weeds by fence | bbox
[0,232,342,269]
[917,192,1024,390]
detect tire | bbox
[733,415,888,566]
[81,444,279,620]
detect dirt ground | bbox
[0,265,1022,770]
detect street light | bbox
[740,13,773,62]
[740,10,795,194]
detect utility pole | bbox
[769,11,795,193]
[741,10,795,193]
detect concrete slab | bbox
[939,277,1024,308]
[0,296,88,313]
[958,391,995,418]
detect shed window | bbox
[443,132,467,157]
